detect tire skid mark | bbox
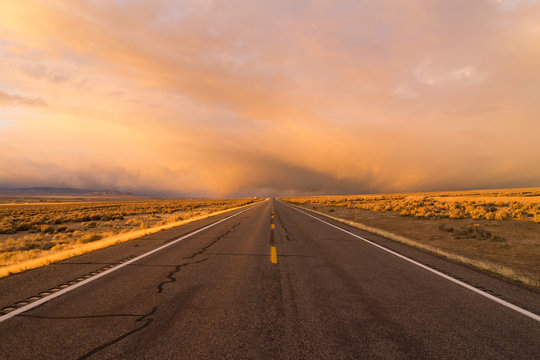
[76,307,157,360]
[184,222,241,259]
[156,258,208,293]
[0,255,135,316]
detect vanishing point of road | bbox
[0,199,538,359]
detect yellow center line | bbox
[270,246,277,263]
[271,223,275,229]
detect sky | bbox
[0,0,539,197]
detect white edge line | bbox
[0,202,262,324]
[280,201,540,323]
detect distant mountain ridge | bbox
[0,186,135,196]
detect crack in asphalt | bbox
[76,307,157,360]
[275,209,291,241]
[156,258,208,293]
[184,222,241,259]
[75,221,243,357]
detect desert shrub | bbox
[20,240,41,251]
[56,225,69,232]
[40,224,54,233]
[516,212,528,220]
[79,234,102,243]
[21,234,43,242]
[438,224,454,232]
[15,234,47,251]
[511,210,522,219]
[449,209,464,219]
[0,221,15,234]
[53,233,69,241]
[15,222,32,231]
[50,243,67,251]
[453,226,505,242]
[39,242,55,250]
[510,202,521,210]
[491,235,506,242]
[169,214,184,222]
[414,207,427,217]
[534,214,540,223]
[125,218,140,226]
[495,211,509,220]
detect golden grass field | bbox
[282,188,540,288]
[0,197,259,277]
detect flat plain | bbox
[282,188,540,288]
[0,196,258,277]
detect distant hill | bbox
[0,187,135,197]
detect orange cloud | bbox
[0,0,539,196]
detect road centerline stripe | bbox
[0,203,262,324]
[281,201,540,323]
[270,246,278,264]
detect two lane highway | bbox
[0,199,538,359]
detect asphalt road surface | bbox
[0,199,538,359]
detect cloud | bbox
[0,90,46,107]
[19,64,70,84]
[0,0,539,196]
[415,64,486,86]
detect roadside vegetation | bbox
[0,198,258,276]
[282,188,540,288]
[283,188,540,221]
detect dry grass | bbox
[0,198,259,278]
[283,188,540,221]
[282,188,540,288]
